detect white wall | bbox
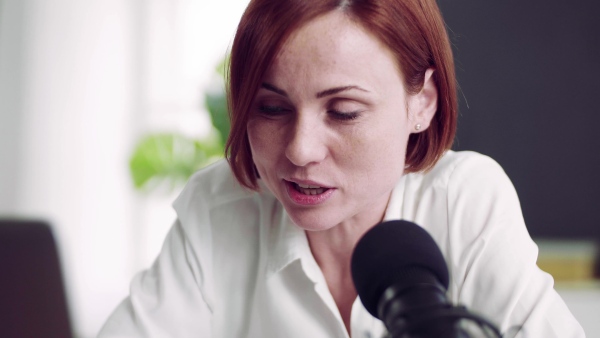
[15,0,137,335]
[0,0,25,213]
[0,0,249,337]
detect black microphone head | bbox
[351,220,449,318]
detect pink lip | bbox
[284,179,336,206]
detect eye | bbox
[327,109,361,121]
[326,99,365,121]
[257,104,291,117]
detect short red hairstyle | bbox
[226,0,457,190]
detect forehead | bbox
[267,11,403,84]
[280,12,360,55]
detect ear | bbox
[409,68,438,133]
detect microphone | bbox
[351,220,502,338]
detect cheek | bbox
[341,118,409,182]
[247,121,281,168]
[247,123,265,164]
[348,116,408,158]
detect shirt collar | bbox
[266,209,311,279]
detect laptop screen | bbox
[0,219,73,338]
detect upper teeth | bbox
[297,183,321,189]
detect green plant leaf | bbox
[129,55,231,193]
[205,90,230,145]
[129,132,223,192]
[215,53,230,79]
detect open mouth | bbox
[285,180,335,205]
[292,182,329,195]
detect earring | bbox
[415,123,422,131]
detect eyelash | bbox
[258,105,289,115]
[328,109,361,121]
[258,105,361,121]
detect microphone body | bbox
[351,220,501,338]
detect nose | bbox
[284,115,327,167]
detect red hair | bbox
[226,0,457,190]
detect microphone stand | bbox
[379,283,502,338]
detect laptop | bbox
[0,219,73,338]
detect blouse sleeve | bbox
[97,220,212,337]
[445,153,585,337]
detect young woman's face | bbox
[247,12,422,231]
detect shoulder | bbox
[170,159,272,264]
[396,150,523,267]
[412,155,583,336]
[435,151,518,210]
[416,150,508,189]
[172,159,276,226]
[170,159,276,302]
[401,150,515,207]
[171,157,281,246]
[413,150,521,227]
[174,159,255,212]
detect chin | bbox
[286,210,339,232]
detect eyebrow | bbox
[261,82,369,99]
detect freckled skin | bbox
[247,12,424,233]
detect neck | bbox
[307,226,362,335]
[306,189,391,269]
[304,192,390,336]
[306,223,369,270]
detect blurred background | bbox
[1,0,247,336]
[0,0,598,337]
[438,1,600,336]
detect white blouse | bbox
[98,150,585,337]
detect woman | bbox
[99,0,584,337]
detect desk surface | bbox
[557,282,600,337]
